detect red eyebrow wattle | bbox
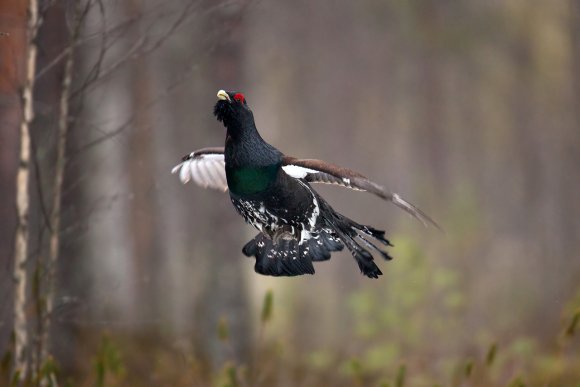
[233,93,245,103]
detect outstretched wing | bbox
[171,147,227,192]
[281,156,441,230]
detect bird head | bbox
[213,89,253,129]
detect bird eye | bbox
[233,93,245,104]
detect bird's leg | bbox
[272,225,299,243]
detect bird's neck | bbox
[224,122,282,196]
[224,122,281,168]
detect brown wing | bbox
[172,147,227,192]
[281,156,441,230]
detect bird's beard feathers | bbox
[213,100,231,123]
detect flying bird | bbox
[172,90,439,278]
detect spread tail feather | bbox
[320,202,393,279]
[241,199,393,279]
[242,230,343,277]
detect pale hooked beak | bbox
[217,89,230,102]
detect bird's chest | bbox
[229,175,320,240]
[226,164,280,196]
[229,196,305,240]
[230,197,281,231]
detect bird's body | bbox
[228,169,318,243]
[172,90,439,278]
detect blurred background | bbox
[1,0,579,385]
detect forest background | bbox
[0,0,579,385]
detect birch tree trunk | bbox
[0,0,25,361]
[13,0,39,381]
[40,2,82,375]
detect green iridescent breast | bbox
[226,163,280,196]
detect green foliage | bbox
[37,356,60,387]
[218,318,230,342]
[1,349,60,387]
[564,309,579,338]
[346,235,466,381]
[486,343,498,366]
[507,376,526,387]
[13,287,578,387]
[395,364,406,387]
[261,289,274,324]
[464,359,474,378]
[339,232,580,386]
[363,345,398,370]
[510,337,537,358]
[216,363,240,387]
[0,351,11,380]
[93,334,125,387]
[341,358,364,387]
[10,370,20,387]
[306,350,334,370]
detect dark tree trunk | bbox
[196,0,252,370]
[125,0,163,327]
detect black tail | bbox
[320,201,393,279]
[242,230,343,277]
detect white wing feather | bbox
[172,153,228,192]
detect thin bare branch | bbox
[34,0,179,82]
[70,1,244,155]
[70,0,231,100]
[39,2,84,380]
[30,140,53,233]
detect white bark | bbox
[13,0,38,381]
